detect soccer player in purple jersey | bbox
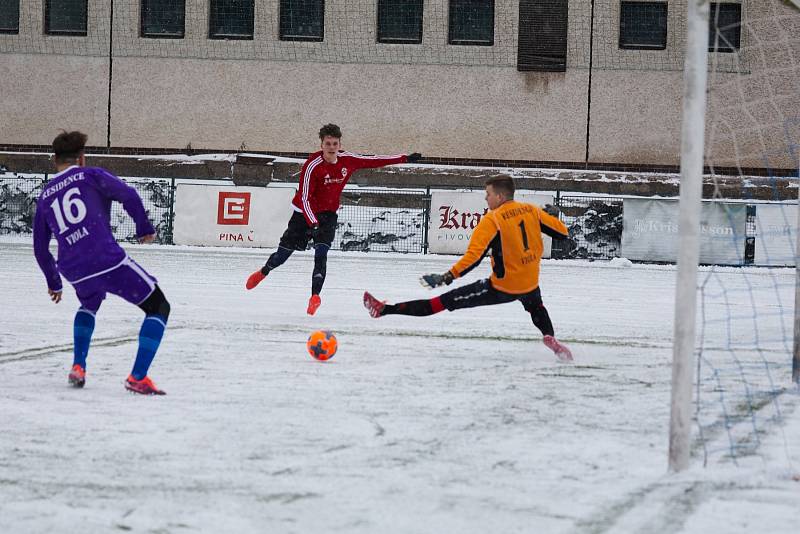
[33,131,170,395]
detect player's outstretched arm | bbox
[445,214,498,282]
[345,152,416,170]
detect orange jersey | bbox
[449,200,568,294]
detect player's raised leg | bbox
[365,280,511,319]
[364,291,445,318]
[246,245,294,290]
[246,210,311,290]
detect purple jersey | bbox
[33,166,155,291]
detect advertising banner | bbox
[621,198,747,264]
[428,191,555,256]
[753,203,796,266]
[174,185,294,247]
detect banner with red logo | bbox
[428,191,555,257]
[174,185,295,247]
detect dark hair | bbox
[53,131,88,163]
[485,176,515,198]
[319,123,342,140]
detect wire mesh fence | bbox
[110,178,176,244]
[0,174,176,244]
[336,187,429,253]
[0,175,773,263]
[0,175,43,235]
[0,176,431,253]
[1,1,758,72]
[551,195,623,260]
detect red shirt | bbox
[291,150,407,225]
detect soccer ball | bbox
[306,330,338,361]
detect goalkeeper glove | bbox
[407,152,422,163]
[543,204,560,217]
[419,271,454,289]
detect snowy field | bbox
[1,240,798,534]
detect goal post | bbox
[670,0,800,473]
[669,0,710,473]
[795,171,800,385]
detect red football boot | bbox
[543,335,573,362]
[363,291,386,318]
[246,270,267,290]
[307,294,322,316]
[68,364,86,388]
[125,375,166,395]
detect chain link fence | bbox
[0,175,176,244]
[0,174,635,260]
[551,195,623,260]
[336,188,429,253]
[1,1,757,73]
[111,179,176,244]
[0,175,42,235]
[2,174,761,262]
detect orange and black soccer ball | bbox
[306,330,338,361]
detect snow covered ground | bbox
[0,241,798,534]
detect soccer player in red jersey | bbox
[246,124,421,315]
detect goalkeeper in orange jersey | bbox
[363,176,573,361]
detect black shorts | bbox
[439,279,543,312]
[278,211,338,250]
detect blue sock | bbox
[73,308,95,369]
[131,315,167,380]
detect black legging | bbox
[381,279,555,336]
[311,243,329,295]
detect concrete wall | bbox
[1,1,798,170]
[588,0,800,168]
[0,54,109,146]
[0,0,109,145]
[110,58,589,160]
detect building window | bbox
[209,0,254,39]
[449,0,494,46]
[280,0,324,42]
[709,2,741,53]
[619,1,667,50]
[377,0,423,44]
[518,0,568,72]
[45,0,88,36]
[141,0,185,38]
[0,0,19,34]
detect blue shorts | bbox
[71,256,158,312]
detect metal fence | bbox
[1,175,665,261]
[111,179,176,244]
[551,195,624,260]
[0,175,42,235]
[0,175,177,244]
[336,188,429,254]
